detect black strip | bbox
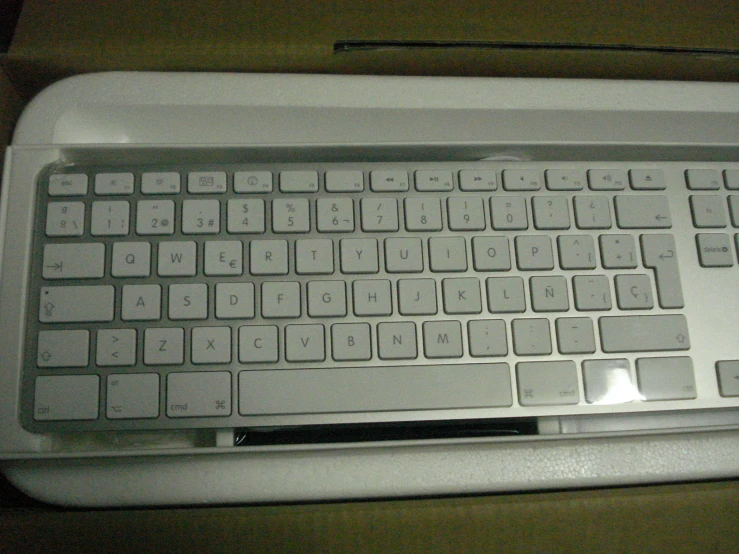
[0,0,24,52]
[234,418,538,446]
[334,40,739,56]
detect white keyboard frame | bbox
[0,73,738,506]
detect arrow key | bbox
[42,243,105,279]
[97,329,137,366]
[614,195,671,229]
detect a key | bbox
[545,169,585,191]
[472,236,511,271]
[234,171,273,193]
[107,374,160,419]
[517,361,579,405]
[239,325,279,363]
[136,200,175,235]
[296,239,334,275]
[532,196,570,230]
[614,274,654,309]
[250,240,289,275]
[490,196,528,230]
[49,173,88,196]
[169,283,208,320]
[325,170,364,192]
[599,315,689,353]
[511,318,552,356]
[630,169,665,190]
[307,281,347,317]
[96,329,137,367]
[95,173,134,195]
[530,276,569,312]
[332,323,372,361]
[141,172,180,194]
[467,319,508,357]
[614,195,671,229]
[182,199,220,234]
[262,281,301,318]
[121,284,161,321]
[353,280,392,316]
[385,238,423,273]
[516,235,554,270]
[371,322,416,359]
[187,172,227,193]
[340,238,379,274]
[272,198,310,233]
[429,237,467,272]
[158,241,197,276]
[37,330,89,368]
[503,169,541,191]
[636,357,696,400]
[34,375,99,421]
[685,169,721,190]
[279,171,318,193]
[423,320,463,358]
[191,326,232,364]
[91,201,130,236]
[415,170,454,192]
[144,328,184,365]
[640,234,684,308]
[557,236,596,270]
[574,195,611,229]
[370,170,408,192]
[696,233,734,267]
[46,202,85,236]
[215,283,255,319]
[227,199,265,234]
[397,279,437,315]
[442,278,482,314]
[361,198,399,231]
[167,372,231,417]
[111,242,151,277]
[43,243,105,279]
[599,234,638,269]
[204,241,243,276]
[588,169,627,191]
[572,275,611,311]
[404,198,442,231]
[447,197,486,231]
[486,277,526,313]
[317,198,354,232]
[459,169,497,191]
[555,317,596,354]
[285,325,326,362]
[39,285,114,323]
[582,359,636,404]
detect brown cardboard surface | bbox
[1,481,738,553]
[4,0,739,97]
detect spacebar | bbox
[238,364,513,415]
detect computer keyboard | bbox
[1,73,738,506]
[21,159,739,432]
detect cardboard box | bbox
[0,0,738,550]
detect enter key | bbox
[641,234,684,309]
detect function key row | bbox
[48,168,739,197]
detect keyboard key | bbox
[468,319,507,357]
[166,372,231,417]
[555,317,595,354]
[615,195,671,229]
[239,325,279,363]
[238,364,512,415]
[423,321,463,358]
[472,236,511,271]
[378,322,418,360]
[285,325,325,362]
[340,238,379,274]
[516,361,579,405]
[502,169,541,191]
[182,199,221,234]
[107,373,159,419]
[429,237,467,272]
[49,173,88,196]
[516,236,554,270]
[169,283,208,320]
[512,318,552,356]
[353,280,392,316]
[234,171,273,193]
[385,238,423,273]
[37,330,89,368]
[158,241,197,276]
[573,195,611,229]
[95,173,134,195]
[486,277,526,313]
[572,275,611,311]
[599,234,638,269]
[404,198,442,231]
[262,281,301,318]
[43,243,105,279]
[588,169,627,191]
[545,169,585,191]
[557,235,596,270]
[215,282,255,319]
[490,196,528,230]
[729,196,739,227]
[250,239,288,275]
[530,276,569,312]
[34,375,99,421]
[532,196,570,230]
[599,315,689,353]
[136,200,175,235]
[39,285,114,323]
[686,169,721,190]
[447,197,486,231]
[325,170,364,192]
[307,281,347,317]
[636,357,696,401]
[415,170,453,192]
[361,198,399,231]
[272,198,310,233]
[96,329,137,367]
[614,274,654,310]
[397,278,437,316]
[582,359,636,404]
[204,241,243,276]
[629,169,665,190]
[187,171,227,194]
[370,170,408,192]
[192,327,232,364]
[296,239,334,275]
[459,169,497,191]
[144,328,184,365]
[442,278,482,314]
[279,170,318,193]
[716,360,739,397]
[725,170,739,190]
[112,242,151,277]
[226,199,265,234]
[640,234,684,309]
[46,202,85,236]
[141,172,180,194]
[332,323,372,361]
[696,233,734,267]
[121,284,161,321]
[317,198,354,232]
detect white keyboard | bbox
[1,73,737,506]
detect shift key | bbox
[39,286,115,323]
[599,315,689,353]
